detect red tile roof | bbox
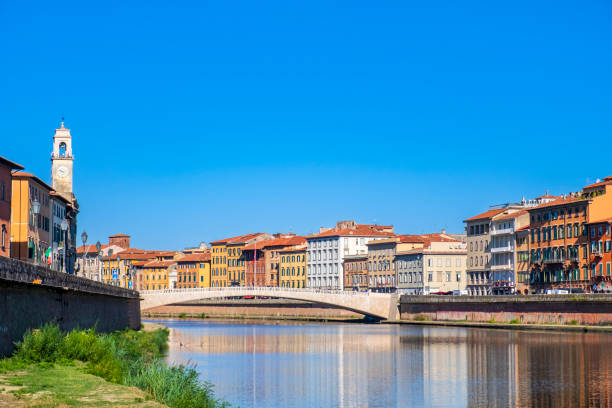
[278,244,307,253]
[11,171,54,191]
[211,232,267,245]
[0,156,24,170]
[308,224,395,239]
[527,196,588,211]
[177,253,211,262]
[515,225,530,232]
[76,244,110,255]
[583,180,612,190]
[109,233,130,238]
[243,236,307,251]
[494,209,528,221]
[143,260,176,268]
[463,208,508,223]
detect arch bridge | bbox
[140,287,399,320]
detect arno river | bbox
[149,319,612,408]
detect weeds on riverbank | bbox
[2,323,227,408]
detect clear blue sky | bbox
[1,0,611,250]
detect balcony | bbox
[490,227,514,236]
[491,264,513,271]
[490,246,514,253]
[543,257,565,264]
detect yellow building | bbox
[279,244,307,288]
[210,233,271,287]
[176,252,211,288]
[10,171,53,265]
[101,249,157,288]
[138,259,174,290]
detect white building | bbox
[307,221,394,290]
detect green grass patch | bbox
[568,320,579,326]
[509,318,520,324]
[413,315,428,321]
[2,323,228,408]
[488,318,496,324]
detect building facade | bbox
[0,156,24,258]
[177,253,211,289]
[343,254,368,291]
[367,239,398,293]
[395,234,467,295]
[588,219,612,292]
[307,221,394,290]
[529,177,612,292]
[10,172,53,266]
[278,244,307,288]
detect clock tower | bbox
[51,121,74,201]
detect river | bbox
[149,319,612,407]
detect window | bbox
[607,263,611,276]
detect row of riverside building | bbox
[0,123,79,273]
[88,176,612,295]
[88,224,469,294]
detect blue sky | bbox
[1,0,611,250]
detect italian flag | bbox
[45,248,52,264]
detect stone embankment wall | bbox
[400,295,612,325]
[0,257,141,356]
[145,299,363,319]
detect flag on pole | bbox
[45,247,52,264]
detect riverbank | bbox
[0,324,227,408]
[0,362,165,407]
[391,319,612,332]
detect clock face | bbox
[56,166,68,178]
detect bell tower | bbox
[51,121,74,201]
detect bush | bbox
[200,313,207,319]
[568,320,579,326]
[178,313,187,319]
[414,315,428,321]
[14,323,65,363]
[509,318,520,324]
[488,318,495,323]
[7,324,224,408]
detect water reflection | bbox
[151,320,612,408]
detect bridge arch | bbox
[140,287,398,320]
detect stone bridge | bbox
[140,287,399,320]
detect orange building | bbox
[515,226,530,294]
[243,235,305,287]
[0,156,24,258]
[10,171,53,265]
[528,176,612,292]
[210,233,271,287]
[102,249,157,288]
[278,244,307,288]
[343,254,368,291]
[176,252,211,289]
[587,219,612,292]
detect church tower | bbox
[51,121,74,201]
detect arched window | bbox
[59,142,67,157]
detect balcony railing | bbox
[490,228,514,236]
[543,257,565,264]
[490,246,514,253]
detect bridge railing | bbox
[139,286,381,297]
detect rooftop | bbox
[211,232,268,245]
[243,236,307,251]
[176,253,211,262]
[11,171,54,192]
[308,224,395,239]
[0,156,24,170]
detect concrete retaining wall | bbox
[400,294,612,325]
[0,257,141,357]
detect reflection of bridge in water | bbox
[140,287,398,320]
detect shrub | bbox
[414,315,428,321]
[200,313,207,319]
[179,313,187,319]
[488,318,495,323]
[568,320,579,326]
[14,323,65,363]
[509,318,520,324]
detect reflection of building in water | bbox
[466,330,612,407]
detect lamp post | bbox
[60,219,68,274]
[31,199,40,265]
[95,241,101,282]
[116,255,121,287]
[81,231,88,278]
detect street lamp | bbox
[31,199,40,265]
[95,241,101,281]
[60,219,68,274]
[116,255,121,287]
[80,231,88,279]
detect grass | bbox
[488,318,496,324]
[1,362,163,407]
[413,315,428,321]
[568,320,579,326]
[509,318,520,324]
[0,323,228,408]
